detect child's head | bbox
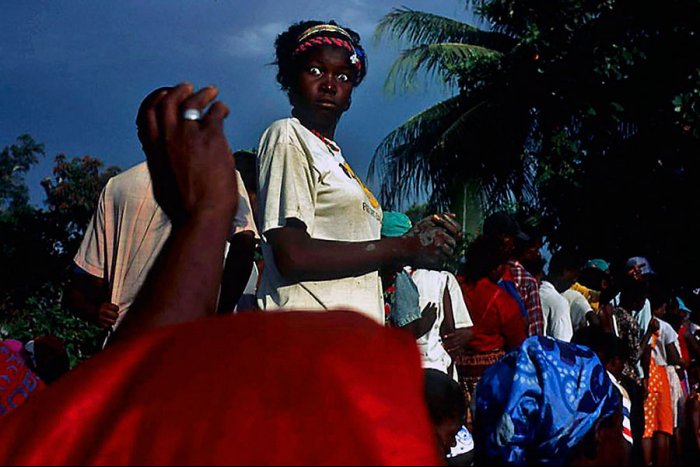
[27,336,70,385]
[573,327,628,380]
[423,369,465,456]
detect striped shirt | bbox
[608,371,634,445]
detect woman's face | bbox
[291,45,355,129]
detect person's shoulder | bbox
[659,319,678,338]
[106,162,151,193]
[563,288,586,301]
[259,118,306,147]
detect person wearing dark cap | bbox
[483,211,544,337]
[612,256,655,345]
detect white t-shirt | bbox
[562,289,593,331]
[256,118,384,323]
[539,281,574,341]
[411,269,473,380]
[74,162,257,330]
[653,319,679,367]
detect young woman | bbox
[256,21,460,322]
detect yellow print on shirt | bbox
[339,162,380,209]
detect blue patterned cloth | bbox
[475,337,620,466]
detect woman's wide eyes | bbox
[307,67,350,82]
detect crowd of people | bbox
[1,19,699,466]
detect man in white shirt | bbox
[66,162,257,341]
[531,258,573,341]
[65,92,258,344]
[548,250,595,332]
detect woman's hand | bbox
[404,213,462,270]
[442,327,473,356]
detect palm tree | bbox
[369,5,536,231]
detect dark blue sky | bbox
[1,0,477,205]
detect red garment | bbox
[461,278,527,352]
[0,311,441,466]
[1,341,45,418]
[679,323,690,362]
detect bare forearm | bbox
[217,231,256,313]
[63,274,107,324]
[270,231,413,282]
[114,210,232,339]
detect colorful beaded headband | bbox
[293,24,364,75]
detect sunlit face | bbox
[291,45,355,128]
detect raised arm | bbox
[113,84,238,341]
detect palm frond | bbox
[384,43,501,93]
[375,8,513,53]
[369,95,464,208]
[372,87,534,211]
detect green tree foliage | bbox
[375,1,700,285]
[0,135,120,366]
[0,134,44,211]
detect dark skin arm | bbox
[665,342,688,369]
[63,272,119,329]
[585,310,601,328]
[440,284,473,356]
[598,303,615,334]
[217,231,257,314]
[401,303,438,340]
[112,84,237,342]
[265,214,461,283]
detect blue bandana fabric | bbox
[475,337,620,466]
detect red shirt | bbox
[679,323,690,362]
[461,278,527,352]
[0,312,441,466]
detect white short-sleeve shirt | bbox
[74,162,257,330]
[256,118,384,323]
[653,319,679,367]
[540,281,574,341]
[411,269,473,379]
[562,289,593,331]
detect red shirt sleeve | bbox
[497,292,528,350]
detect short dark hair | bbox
[464,235,507,282]
[274,20,368,96]
[619,278,648,309]
[572,328,629,364]
[548,249,583,278]
[424,369,465,425]
[648,276,672,311]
